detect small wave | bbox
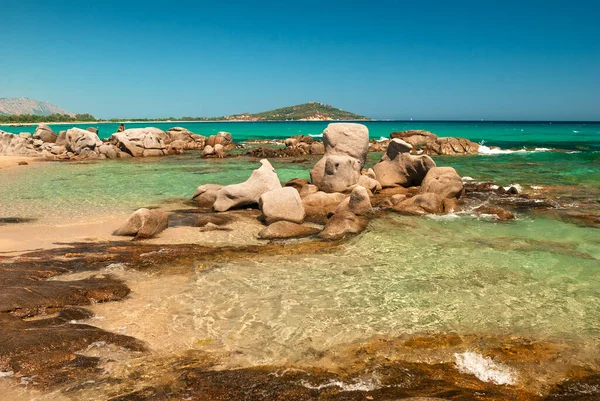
[300,375,382,392]
[462,176,474,181]
[376,136,388,142]
[454,352,517,385]
[566,151,581,154]
[309,133,323,138]
[573,130,580,133]
[478,145,553,155]
[506,183,523,192]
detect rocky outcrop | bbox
[113,208,169,239]
[32,124,57,143]
[212,159,282,212]
[108,128,167,157]
[163,127,206,151]
[319,211,368,240]
[259,187,305,224]
[419,167,464,199]
[310,123,369,193]
[258,221,320,240]
[192,184,224,207]
[390,130,480,155]
[65,127,103,155]
[373,138,436,188]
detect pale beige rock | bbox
[33,124,57,143]
[192,184,224,207]
[259,187,305,224]
[114,208,169,238]
[392,193,443,215]
[65,127,103,154]
[108,128,167,157]
[302,191,347,217]
[420,166,464,199]
[213,159,282,212]
[373,152,436,188]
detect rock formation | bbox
[373,138,436,188]
[212,159,282,212]
[259,187,305,224]
[310,123,369,193]
[114,208,169,239]
[108,128,168,157]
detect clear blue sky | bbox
[1,0,599,120]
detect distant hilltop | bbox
[0,97,75,117]
[223,102,369,121]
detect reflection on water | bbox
[85,215,599,371]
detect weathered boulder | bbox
[164,127,206,149]
[390,130,438,147]
[55,130,68,146]
[386,138,413,159]
[310,123,369,192]
[65,128,103,155]
[114,208,169,238]
[206,132,233,148]
[310,142,325,155]
[86,127,99,135]
[258,221,320,240]
[298,184,319,198]
[443,198,461,213]
[319,211,368,240]
[357,174,382,193]
[335,185,372,215]
[192,184,224,207]
[33,124,57,143]
[259,187,305,224]
[213,159,282,212]
[284,138,298,147]
[389,130,479,155]
[373,142,436,188]
[285,178,309,190]
[202,145,215,157]
[420,167,464,199]
[108,128,167,157]
[214,144,225,158]
[392,193,443,215]
[319,155,362,193]
[98,144,119,159]
[302,191,347,218]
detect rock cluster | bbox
[0,125,233,160]
[388,130,480,155]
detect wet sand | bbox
[0,155,44,171]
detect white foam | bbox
[566,151,581,154]
[505,183,523,192]
[454,352,517,385]
[376,136,388,142]
[531,185,543,190]
[462,176,474,181]
[478,145,553,155]
[0,371,14,378]
[309,133,323,138]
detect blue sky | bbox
[1,0,599,120]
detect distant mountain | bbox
[222,102,369,121]
[0,97,75,117]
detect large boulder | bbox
[389,130,479,155]
[390,130,438,147]
[108,128,167,157]
[192,184,224,207]
[259,187,305,224]
[310,123,369,192]
[206,131,233,148]
[64,127,103,154]
[373,140,436,188]
[33,124,57,143]
[258,221,320,240]
[420,167,464,199]
[212,159,282,212]
[114,208,169,239]
[392,193,443,215]
[319,211,368,240]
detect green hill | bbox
[225,102,369,121]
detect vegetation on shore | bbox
[0,113,97,124]
[0,102,368,124]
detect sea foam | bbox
[454,352,516,385]
[478,145,552,155]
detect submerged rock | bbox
[114,208,169,238]
[392,193,444,215]
[302,191,347,218]
[335,185,372,215]
[474,205,515,220]
[258,221,320,239]
[319,211,368,240]
[213,159,282,212]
